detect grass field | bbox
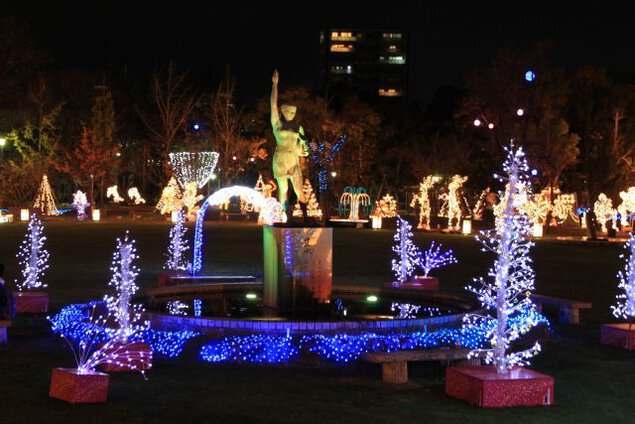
[0,219,633,423]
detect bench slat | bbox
[363,348,472,363]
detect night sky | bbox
[3,2,635,105]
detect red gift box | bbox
[600,323,635,350]
[49,368,109,403]
[445,366,554,408]
[15,291,49,313]
[99,341,153,372]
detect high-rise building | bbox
[320,29,408,103]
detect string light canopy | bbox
[169,152,220,188]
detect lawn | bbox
[0,219,632,423]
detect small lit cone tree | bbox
[601,234,635,350]
[33,175,59,216]
[164,210,190,274]
[156,176,184,216]
[446,145,552,408]
[391,216,422,286]
[49,305,151,403]
[293,179,322,220]
[410,176,439,230]
[102,232,152,371]
[15,214,50,313]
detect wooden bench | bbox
[531,294,591,324]
[362,348,476,384]
[0,320,11,344]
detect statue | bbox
[271,70,308,219]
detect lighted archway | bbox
[192,186,284,274]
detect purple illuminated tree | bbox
[165,210,190,272]
[391,216,422,285]
[419,241,457,277]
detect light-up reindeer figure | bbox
[410,176,440,230]
[446,175,468,231]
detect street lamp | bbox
[0,137,6,158]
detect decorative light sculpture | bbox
[193,299,202,317]
[443,175,468,231]
[390,302,421,319]
[168,151,219,188]
[192,186,285,274]
[594,193,616,233]
[391,216,422,285]
[167,300,189,316]
[165,210,189,272]
[16,214,49,291]
[618,187,635,227]
[338,186,371,220]
[464,144,542,374]
[106,185,124,203]
[127,187,146,205]
[156,176,184,216]
[411,176,440,230]
[462,219,472,234]
[20,209,29,221]
[472,188,491,221]
[611,234,635,321]
[33,175,59,215]
[552,193,575,225]
[92,209,101,221]
[293,179,322,219]
[419,241,457,277]
[103,232,147,339]
[58,306,151,375]
[374,194,398,218]
[72,190,89,219]
[308,135,346,193]
[182,181,203,220]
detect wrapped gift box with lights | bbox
[445,366,554,408]
[15,291,49,313]
[601,324,635,350]
[99,341,153,372]
[49,368,109,404]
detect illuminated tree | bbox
[465,145,541,373]
[419,241,457,277]
[156,176,184,215]
[617,187,635,227]
[104,233,146,340]
[16,214,49,291]
[165,210,189,272]
[33,175,58,215]
[391,217,422,285]
[612,234,635,322]
[293,179,322,219]
[411,176,439,230]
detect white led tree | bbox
[465,145,541,374]
[16,214,50,291]
[165,210,189,272]
[611,234,635,323]
[419,241,457,277]
[391,216,422,285]
[156,176,184,215]
[410,176,439,230]
[33,175,59,216]
[104,233,146,340]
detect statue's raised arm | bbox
[271,70,280,130]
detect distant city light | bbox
[487,123,495,129]
[250,157,255,162]
[232,155,237,161]
[473,119,481,127]
[525,70,536,82]
[331,171,337,178]
[517,108,525,116]
[193,123,201,131]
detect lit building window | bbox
[379,56,406,65]
[388,45,398,51]
[331,31,357,41]
[382,33,403,39]
[378,88,403,97]
[330,44,355,53]
[331,65,354,75]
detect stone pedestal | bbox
[263,226,332,312]
[15,291,49,313]
[49,368,109,403]
[601,323,635,350]
[446,366,554,407]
